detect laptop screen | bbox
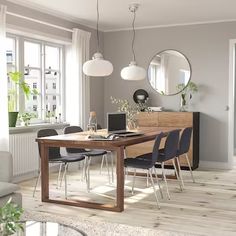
[107,113,126,132]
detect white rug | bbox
[22,211,198,236]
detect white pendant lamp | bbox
[121,3,146,81]
[83,0,113,77]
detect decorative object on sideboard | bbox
[0,198,24,235]
[149,107,164,112]
[83,0,113,77]
[110,96,151,129]
[177,81,198,111]
[147,50,191,96]
[120,3,146,81]
[8,72,38,127]
[133,89,149,105]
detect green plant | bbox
[176,81,198,111]
[8,72,38,111]
[0,198,24,235]
[18,112,36,126]
[110,96,151,128]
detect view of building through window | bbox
[6,35,64,123]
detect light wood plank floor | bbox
[19,165,236,236]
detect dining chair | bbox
[33,128,86,199]
[63,126,111,191]
[124,132,165,209]
[176,127,195,187]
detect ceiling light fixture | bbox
[121,3,146,81]
[83,0,113,77]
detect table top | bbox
[36,128,172,149]
[9,221,86,236]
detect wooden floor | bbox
[19,164,236,236]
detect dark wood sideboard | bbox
[126,112,200,170]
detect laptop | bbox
[107,112,143,137]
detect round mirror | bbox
[148,50,191,96]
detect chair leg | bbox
[172,159,183,191]
[152,167,163,199]
[110,152,114,183]
[64,163,68,199]
[185,154,195,183]
[86,157,91,192]
[104,155,111,184]
[146,171,149,187]
[161,162,170,200]
[57,163,63,189]
[33,171,41,197]
[148,169,160,209]
[131,168,136,195]
[100,155,105,174]
[176,157,185,188]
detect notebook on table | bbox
[107,112,143,137]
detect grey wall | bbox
[103,22,236,164]
[1,0,105,126]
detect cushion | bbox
[0,182,20,198]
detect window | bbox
[6,34,64,122]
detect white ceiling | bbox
[8,0,236,31]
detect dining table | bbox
[36,127,172,212]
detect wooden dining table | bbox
[36,127,172,212]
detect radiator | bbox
[9,132,39,177]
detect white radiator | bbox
[9,132,39,177]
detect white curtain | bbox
[0,5,9,151]
[66,28,91,130]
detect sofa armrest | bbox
[0,151,13,182]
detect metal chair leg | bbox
[33,171,41,197]
[176,157,185,188]
[104,155,111,184]
[148,169,160,209]
[131,168,136,195]
[185,154,195,183]
[86,157,91,192]
[172,159,183,191]
[146,171,149,187]
[153,167,163,199]
[64,163,68,199]
[161,162,170,200]
[57,163,63,189]
[100,155,105,174]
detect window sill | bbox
[9,122,69,134]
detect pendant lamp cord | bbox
[96,0,100,52]
[132,9,136,62]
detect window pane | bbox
[45,71,60,94]
[6,38,16,67]
[45,95,60,117]
[45,45,59,70]
[24,69,41,118]
[24,41,40,67]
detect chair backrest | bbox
[37,129,61,159]
[162,129,181,160]
[151,132,165,165]
[63,126,86,153]
[178,127,193,155]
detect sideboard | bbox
[126,112,200,170]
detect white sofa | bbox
[0,151,22,207]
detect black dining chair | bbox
[176,127,195,187]
[63,126,110,192]
[33,128,86,199]
[124,132,165,209]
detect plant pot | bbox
[8,112,18,127]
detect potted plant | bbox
[176,81,198,111]
[0,198,24,235]
[18,112,36,126]
[8,72,38,127]
[110,96,151,129]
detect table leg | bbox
[40,143,49,201]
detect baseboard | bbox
[199,160,232,170]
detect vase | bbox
[180,94,188,112]
[8,112,18,127]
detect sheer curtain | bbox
[0,5,9,151]
[66,28,91,129]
